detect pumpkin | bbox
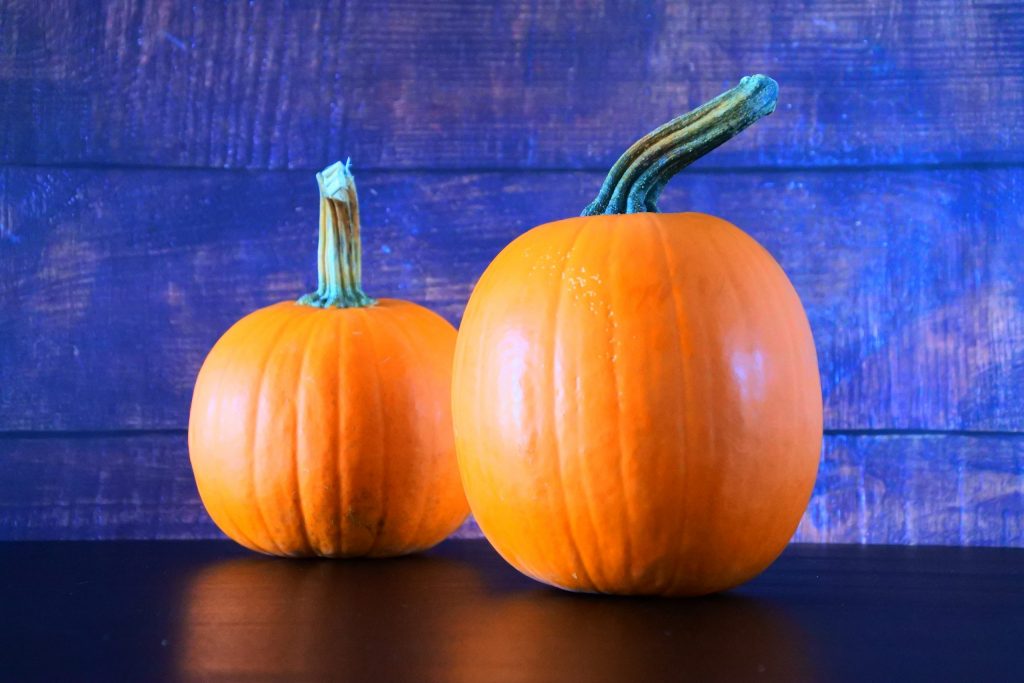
[189,161,468,557]
[452,75,822,595]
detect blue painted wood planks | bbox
[2,433,1020,546]
[1,0,1022,170]
[3,167,1022,431]
[0,0,1021,544]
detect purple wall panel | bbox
[1,0,1021,544]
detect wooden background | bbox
[1,0,1022,545]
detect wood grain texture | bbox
[0,432,479,542]
[1,0,1020,548]
[2,432,1020,546]
[2,166,1022,431]
[1,0,1022,170]
[0,433,214,540]
[4,541,1024,683]
[797,434,1024,546]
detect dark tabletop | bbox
[1,540,1022,682]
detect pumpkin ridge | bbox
[191,314,267,552]
[744,226,821,572]
[652,219,693,593]
[358,307,390,557]
[216,309,284,553]
[370,304,421,553]
[654,226,701,593]
[378,304,439,554]
[551,222,601,590]
[602,222,635,589]
[692,223,810,589]
[732,225,819,559]
[290,308,327,555]
[332,308,347,554]
[695,224,757,583]
[743,236,799,547]
[560,226,608,590]
[248,307,307,555]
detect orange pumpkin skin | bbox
[452,212,822,595]
[189,298,468,557]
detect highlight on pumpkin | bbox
[452,75,823,596]
[187,160,468,558]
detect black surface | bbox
[1,540,1022,682]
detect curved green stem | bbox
[298,160,376,308]
[581,75,778,216]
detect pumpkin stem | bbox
[298,160,376,309]
[581,75,778,216]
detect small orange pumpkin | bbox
[189,161,467,557]
[452,76,822,595]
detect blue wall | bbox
[1,0,1022,545]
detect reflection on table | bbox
[177,545,817,682]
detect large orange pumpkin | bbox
[189,161,468,557]
[452,76,822,595]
